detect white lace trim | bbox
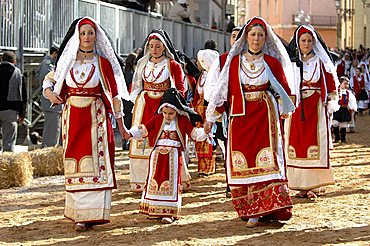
[296,24,339,89]
[53,17,129,100]
[130,32,175,102]
[206,16,296,120]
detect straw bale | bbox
[29,147,64,177]
[0,152,33,189]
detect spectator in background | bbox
[122,52,137,150]
[168,0,191,23]
[39,45,62,147]
[226,16,236,33]
[133,47,143,56]
[0,51,27,152]
[204,39,218,51]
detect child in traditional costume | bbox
[332,76,357,143]
[129,29,186,193]
[128,88,209,224]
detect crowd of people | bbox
[1,15,369,232]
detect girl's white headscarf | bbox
[206,16,295,118]
[53,17,129,99]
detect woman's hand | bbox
[281,114,289,119]
[116,117,130,140]
[44,88,63,105]
[204,121,213,134]
[124,132,132,140]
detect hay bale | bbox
[0,152,33,189]
[29,147,64,177]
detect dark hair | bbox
[125,53,138,71]
[339,76,349,83]
[247,23,265,33]
[2,51,16,63]
[232,26,242,32]
[50,46,59,54]
[204,40,217,51]
[137,28,181,64]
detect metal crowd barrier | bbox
[1,0,231,56]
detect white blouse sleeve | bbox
[204,59,221,102]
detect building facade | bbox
[156,0,239,31]
[246,0,337,49]
[336,0,370,49]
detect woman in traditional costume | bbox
[285,24,338,200]
[128,29,186,193]
[43,17,129,231]
[205,16,296,227]
[193,49,219,176]
[128,88,207,224]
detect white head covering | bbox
[53,17,128,99]
[130,31,176,102]
[197,49,219,71]
[206,16,295,115]
[295,24,339,88]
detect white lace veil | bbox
[206,16,295,119]
[294,24,340,88]
[53,17,129,99]
[130,31,175,102]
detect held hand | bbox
[281,114,289,119]
[123,132,132,140]
[45,88,63,104]
[204,121,213,134]
[116,117,129,139]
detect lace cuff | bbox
[113,95,124,119]
[206,109,222,123]
[114,111,125,119]
[129,124,148,139]
[190,127,209,141]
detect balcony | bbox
[292,14,337,26]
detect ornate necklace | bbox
[70,64,96,88]
[247,49,263,70]
[143,63,166,82]
[241,61,265,79]
[79,48,94,58]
